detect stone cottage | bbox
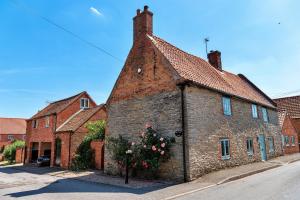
[105,6,282,182]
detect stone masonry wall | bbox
[106,90,184,181]
[184,86,283,180]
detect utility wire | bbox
[9,0,123,63]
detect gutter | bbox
[178,83,188,182]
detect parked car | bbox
[37,155,50,167]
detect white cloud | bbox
[90,7,102,16]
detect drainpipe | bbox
[53,114,57,167]
[179,84,188,182]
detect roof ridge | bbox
[51,91,86,104]
[274,95,300,100]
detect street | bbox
[175,161,300,200]
[1,161,300,200]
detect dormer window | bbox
[45,116,50,128]
[80,98,89,109]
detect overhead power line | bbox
[9,0,123,63]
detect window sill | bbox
[221,156,230,160]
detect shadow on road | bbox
[1,165,171,198]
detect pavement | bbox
[0,153,300,199]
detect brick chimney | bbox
[133,5,153,42]
[207,50,222,71]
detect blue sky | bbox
[0,0,300,118]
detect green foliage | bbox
[3,140,25,164]
[85,120,106,141]
[71,120,106,171]
[106,135,138,169]
[106,124,176,178]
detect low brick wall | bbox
[15,148,24,163]
[90,140,104,170]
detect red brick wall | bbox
[90,140,104,170]
[15,148,25,163]
[282,116,299,154]
[70,107,107,161]
[108,33,178,105]
[26,115,55,164]
[56,93,97,127]
[56,132,71,169]
[0,134,25,142]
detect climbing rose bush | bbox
[137,124,176,176]
[106,123,176,178]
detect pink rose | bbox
[158,148,161,152]
[145,122,152,129]
[161,143,166,148]
[143,145,147,148]
[152,145,157,151]
[160,137,164,142]
[161,151,165,155]
[153,133,157,137]
[131,142,135,146]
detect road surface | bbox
[1,161,300,200]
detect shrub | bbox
[106,123,176,178]
[71,120,106,171]
[3,140,25,163]
[138,125,176,177]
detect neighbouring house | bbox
[277,111,299,154]
[25,91,106,169]
[56,105,106,169]
[105,6,282,182]
[274,95,300,152]
[0,118,27,149]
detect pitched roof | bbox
[148,35,276,108]
[278,111,287,128]
[31,91,86,119]
[274,95,300,119]
[56,105,104,132]
[0,118,26,135]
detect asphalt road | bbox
[1,161,300,200]
[175,161,300,200]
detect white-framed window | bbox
[262,107,269,122]
[285,136,289,146]
[251,104,258,118]
[291,136,295,146]
[45,116,50,128]
[80,98,89,109]
[246,138,254,155]
[8,135,14,141]
[222,97,232,116]
[33,119,38,128]
[220,139,230,160]
[268,137,274,153]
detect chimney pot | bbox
[133,6,153,42]
[208,50,222,71]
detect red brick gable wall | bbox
[108,37,179,104]
[282,116,299,154]
[70,108,107,160]
[56,93,97,127]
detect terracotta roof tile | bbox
[148,35,275,108]
[274,96,300,118]
[31,91,86,119]
[0,118,26,135]
[56,105,104,132]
